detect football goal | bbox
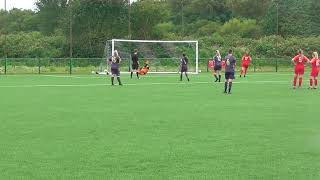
[103,39,199,74]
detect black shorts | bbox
[181,65,188,72]
[111,68,120,77]
[225,72,235,80]
[132,63,139,70]
[214,65,222,71]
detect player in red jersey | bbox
[291,49,310,89]
[240,51,252,77]
[309,52,320,89]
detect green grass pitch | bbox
[0,72,320,179]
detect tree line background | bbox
[0,0,320,60]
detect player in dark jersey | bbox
[224,49,236,94]
[213,50,222,82]
[131,49,140,79]
[180,54,190,82]
[109,50,123,86]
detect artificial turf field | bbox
[0,72,320,179]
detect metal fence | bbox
[0,57,296,74]
[206,57,298,72]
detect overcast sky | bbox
[0,0,36,10]
[0,0,137,10]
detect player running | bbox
[309,51,320,89]
[213,50,222,82]
[180,54,190,82]
[224,49,236,94]
[292,49,310,89]
[131,49,140,79]
[240,51,252,77]
[109,50,123,86]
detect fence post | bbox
[276,58,278,72]
[4,58,7,74]
[129,56,131,72]
[69,58,72,74]
[38,58,41,74]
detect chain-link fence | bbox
[0,57,300,74]
[205,57,298,73]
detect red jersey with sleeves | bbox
[311,58,319,70]
[242,55,251,66]
[293,54,309,68]
[310,58,320,77]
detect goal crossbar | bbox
[111,39,198,43]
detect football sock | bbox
[130,72,133,78]
[293,77,297,87]
[228,82,233,93]
[299,77,303,87]
[111,77,114,85]
[315,79,318,87]
[214,75,218,81]
[224,82,228,93]
[117,77,122,85]
[136,72,139,79]
[218,75,221,82]
[185,73,190,81]
[310,79,313,87]
[180,73,183,81]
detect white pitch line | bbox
[41,74,184,79]
[41,74,294,79]
[41,75,102,79]
[0,84,109,88]
[0,81,291,88]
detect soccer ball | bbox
[199,70,202,73]
[91,71,95,74]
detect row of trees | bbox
[1,0,320,59]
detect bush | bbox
[219,18,263,38]
[0,31,67,58]
[153,22,175,39]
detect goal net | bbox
[103,39,199,74]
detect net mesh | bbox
[103,40,198,73]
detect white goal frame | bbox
[110,39,199,74]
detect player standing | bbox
[180,54,190,82]
[109,50,123,86]
[309,51,320,89]
[213,50,222,82]
[292,49,310,89]
[240,51,252,77]
[224,49,236,94]
[131,49,140,79]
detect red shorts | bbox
[242,64,249,69]
[311,69,319,77]
[295,66,305,75]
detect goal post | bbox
[104,39,199,74]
